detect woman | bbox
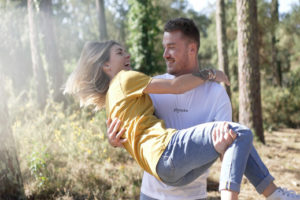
[64,41,300,200]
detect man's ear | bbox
[188,42,197,56]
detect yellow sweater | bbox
[106,70,177,181]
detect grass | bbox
[10,99,142,199]
[8,98,300,199]
[207,129,300,199]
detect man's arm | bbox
[214,85,232,122]
[143,70,229,94]
[106,82,232,149]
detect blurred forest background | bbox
[0,0,299,199]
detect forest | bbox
[0,0,299,199]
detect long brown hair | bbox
[64,40,119,109]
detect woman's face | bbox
[104,44,131,78]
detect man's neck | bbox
[173,65,199,77]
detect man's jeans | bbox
[156,122,274,193]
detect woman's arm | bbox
[143,69,229,94]
[106,118,126,148]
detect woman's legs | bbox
[156,121,274,194]
[219,123,275,193]
[156,122,219,186]
[218,123,254,192]
[243,147,275,193]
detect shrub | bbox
[262,69,300,130]
[230,68,300,130]
[9,94,142,199]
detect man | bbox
[107,18,300,200]
[107,17,232,200]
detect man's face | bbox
[162,31,191,76]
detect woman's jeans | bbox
[156,122,274,193]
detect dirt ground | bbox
[207,128,300,200]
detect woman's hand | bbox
[212,122,237,159]
[106,118,127,148]
[215,70,230,86]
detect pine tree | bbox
[127,0,161,74]
[236,0,265,143]
[0,76,25,199]
[216,0,231,98]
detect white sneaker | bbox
[267,187,300,200]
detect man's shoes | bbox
[267,187,300,200]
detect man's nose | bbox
[163,49,169,59]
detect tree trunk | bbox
[271,0,281,86]
[96,0,108,41]
[236,0,265,143]
[216,0,231,99]
[119,8,126,43]
[28,0,48,109]
[40,0,65,102]
[0,76,25,199]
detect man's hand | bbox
[106,118,127,148]
[192,69,230,86]
[215,70,230,86]
[212,122,237,159]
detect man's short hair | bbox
[164,17,200,50]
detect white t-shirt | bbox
[141,73,232,200]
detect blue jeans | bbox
[156,122,274,193]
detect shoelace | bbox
[278,188,300,197]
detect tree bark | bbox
[271,0,281,86]
[40,0,65,102]
[236,0,265,143]
[96,0,108,41]
[0,76,25,199]
[216,0,231,99]
[28,0,48,109]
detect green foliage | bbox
[2,0,300,198]
[279,4,300,68]
[197,1,239,90]
[127,0,163,74]
[261,68,300,130]
[230,68,300,130]
[8,92,142,199]
[106,0,129,44]
[28,147,50,189]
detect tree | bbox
[270,0,281,86]
[216,0,231,98]
[28,0,48,109]
[0,1,32,94]
[96,0,108,41]
[107,0,129,43]
[236,0,264,143]
[0,76,25,199]
[40,0,64,102]
[127,0,161,74]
